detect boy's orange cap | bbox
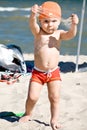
[39,1,61,20]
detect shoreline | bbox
[23,53,87,64]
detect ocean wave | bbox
[25,15,30,18]
[0,7,31,12]
[0,15,30,18]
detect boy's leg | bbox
[47,80,61,130]
[19,81,43,122]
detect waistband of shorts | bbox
[33,66,59,73]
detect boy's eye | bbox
[53,20,57,22]
[44,20,57,23]
[44,20,49,23]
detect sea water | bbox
[0,0,87,55]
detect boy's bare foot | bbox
[19,115,31,123]
[51,122,61,130]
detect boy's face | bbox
[40,17,61,34]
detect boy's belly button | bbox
[44,62,51,69]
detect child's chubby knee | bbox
[48,93,60,103]
[28,94,39,103]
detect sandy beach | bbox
[0,54,87,130]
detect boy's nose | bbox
[48,22,53,26]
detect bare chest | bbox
[34,34,60,51]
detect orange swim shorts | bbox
[30,66,61,85]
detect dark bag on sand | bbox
[0,44,27,84]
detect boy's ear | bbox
[58,19,61,26]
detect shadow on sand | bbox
[25,60,87,73]
[0,111,50,126]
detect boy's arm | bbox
[29,4,40,36]
[60,14,79,40]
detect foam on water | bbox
[0,7,31,12]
